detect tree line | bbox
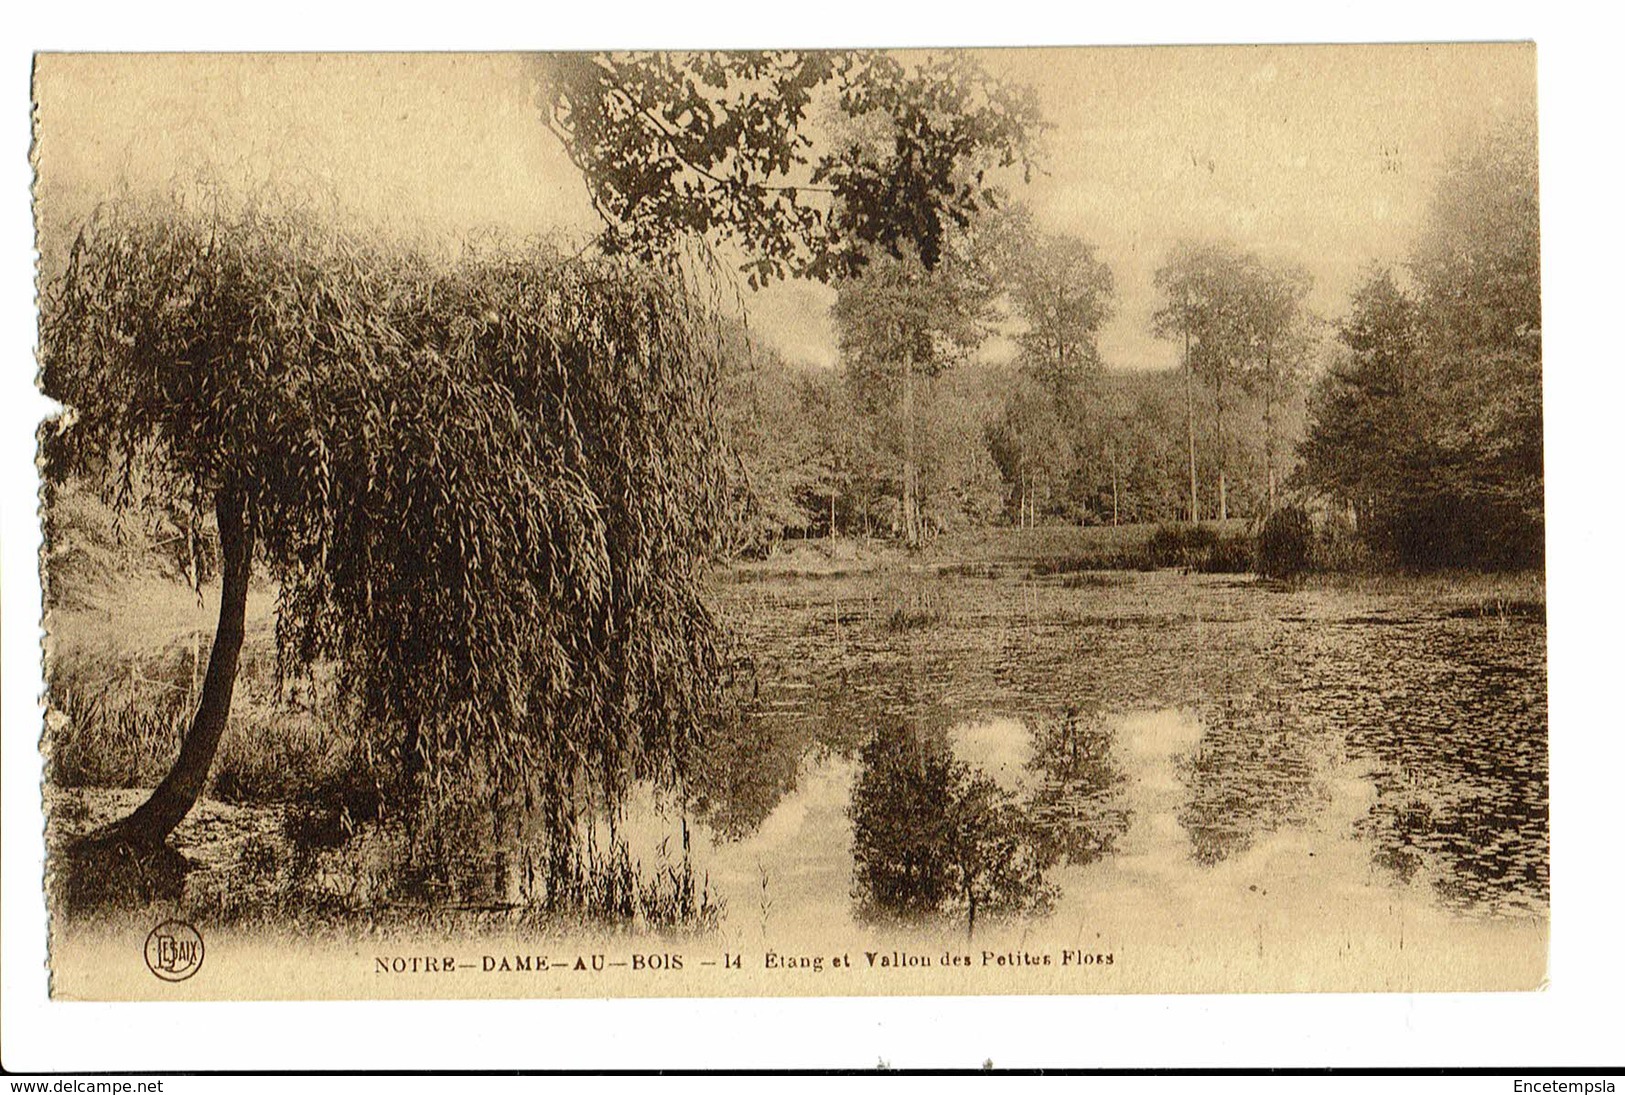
[719,115,1540,574]
[721,211,1321,548]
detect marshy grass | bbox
[1298,567,1546,607]
[1443,598,1545,622]
[1055,572,1131,590]
[885,605,942,631]
[45,647,361,809]
[880,578,957,631]
[1028,551,1146,576]
[46,683,193,790]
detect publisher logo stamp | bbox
[144,920,204,982]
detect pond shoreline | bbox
[41,514,1546,1009]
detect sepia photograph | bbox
[27,43,1549,1008]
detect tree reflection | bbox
[1024,706,1129,866]
[849,724,1053,932]
[1176,696,1325,866]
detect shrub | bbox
[1143,522,1253,573]
[1145,523,1216,569]
[1256,505,1314,579]
[1312,507,1372,572]
[1200,533,1256,575]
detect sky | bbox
[34,46,1536,371]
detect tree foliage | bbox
[1152,239,1316,520]
[1007,233,1115,411]
[1410,116,1541,358]
[715,327,866,545]
[1242,265,1316,386]
[41,190,735,858]
[986,371,1073,524]
[1153,242,1303,406]
[833,241,997,386]
[981,211,1116,523]
[1299,115,1542,568]
[849,724,1051,929]
[832,236,1000,543]
[538,50,1043,285]
[1299,267,1423,515]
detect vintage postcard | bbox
[31,46,1545,1002]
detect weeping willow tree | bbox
[40,190,733,889]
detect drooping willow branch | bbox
[41,191,739,852]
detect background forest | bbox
[721,110,1540,574]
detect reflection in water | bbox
[1024,709,1130,867]
[949,716,1033,790]
[692,569,1547,926]
[688,700,804,842]
[845,709,1133,931]
[138,573,1536,946]
[848,722,1053,931]
[1176,695,1335,866]
[1111,707,1204,873]
[694,692,1545,931]
[718,571,1540,922]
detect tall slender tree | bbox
[979,211,1115,525]
[1243,264,1315,513]
[1154,240,1308,522]
[1152,241,1242,522]
[833,241,997,546]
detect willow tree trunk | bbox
[1184,329,1198,524]
[107,481,252,851]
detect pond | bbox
[665,565,1548,940]
[48,564,1547,956]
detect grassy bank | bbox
[728,520,1259,582]
[45,506,1545,805]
